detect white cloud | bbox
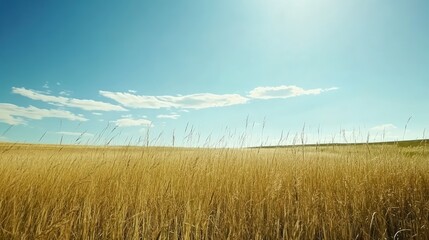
[138,125,155,132]
[55,131,94,137]
[12,87,127,112]
[99,91,249,109]
[43,82,49,89]
[248,85,338,99]
[370,124,397,131]
[112,117,152,127]
[128,90,137,93]
[59,90,71,96]
[11,84,336,119]
[0,103,87,125]
[92,112,102,116]
[100,85,336,109]
[157,114,180,120]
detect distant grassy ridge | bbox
[255,139,429,149]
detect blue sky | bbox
[1,0,428,146]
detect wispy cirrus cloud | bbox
[59,90,72,96]
[248,85,338,99]
[42,82,50,90]
[370,124,397,131]
[99,91,249,109]
[12,87,127,112]
[0,103,87,125]
[112,117,152,127]
[157,114,180,120]
[55,131,94,137]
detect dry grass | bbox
[0,143,428,239]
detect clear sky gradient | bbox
[1,0,428,146]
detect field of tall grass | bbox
[0,142,428,239]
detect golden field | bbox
[0,142,428,239]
